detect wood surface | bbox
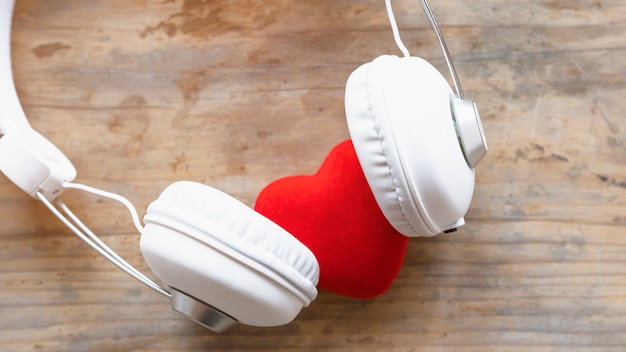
[1,0,625,351]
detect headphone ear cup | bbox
[345,55,475,237]
[140,181,319,328]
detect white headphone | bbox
[0,0,486,332]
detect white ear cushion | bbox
[345,56,430,236]
[149,181,319,284]
[345,55,475,237]
[140,181,319,327]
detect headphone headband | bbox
[0,0,31,136]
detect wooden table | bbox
[1,0,625,350]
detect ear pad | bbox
[345,55,476,237]
[255,140,409,299]
[140,181,319,327]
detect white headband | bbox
[0,0,31,135]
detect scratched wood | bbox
[1,0,625,351]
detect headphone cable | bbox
[35,188,171,299]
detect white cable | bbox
[62,182,144,234]
[55,199,170,297]
[36,192,171,299]
[385,0,410,57]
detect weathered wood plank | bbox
[1,0,624,350]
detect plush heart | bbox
[254,140,408,299]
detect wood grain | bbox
[1,0,625,351]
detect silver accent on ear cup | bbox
[450,96,488,168]
[386,0,488,169]
[170,288,238,333]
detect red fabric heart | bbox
[255,140,408,299]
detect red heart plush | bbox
[255,140,408,299]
